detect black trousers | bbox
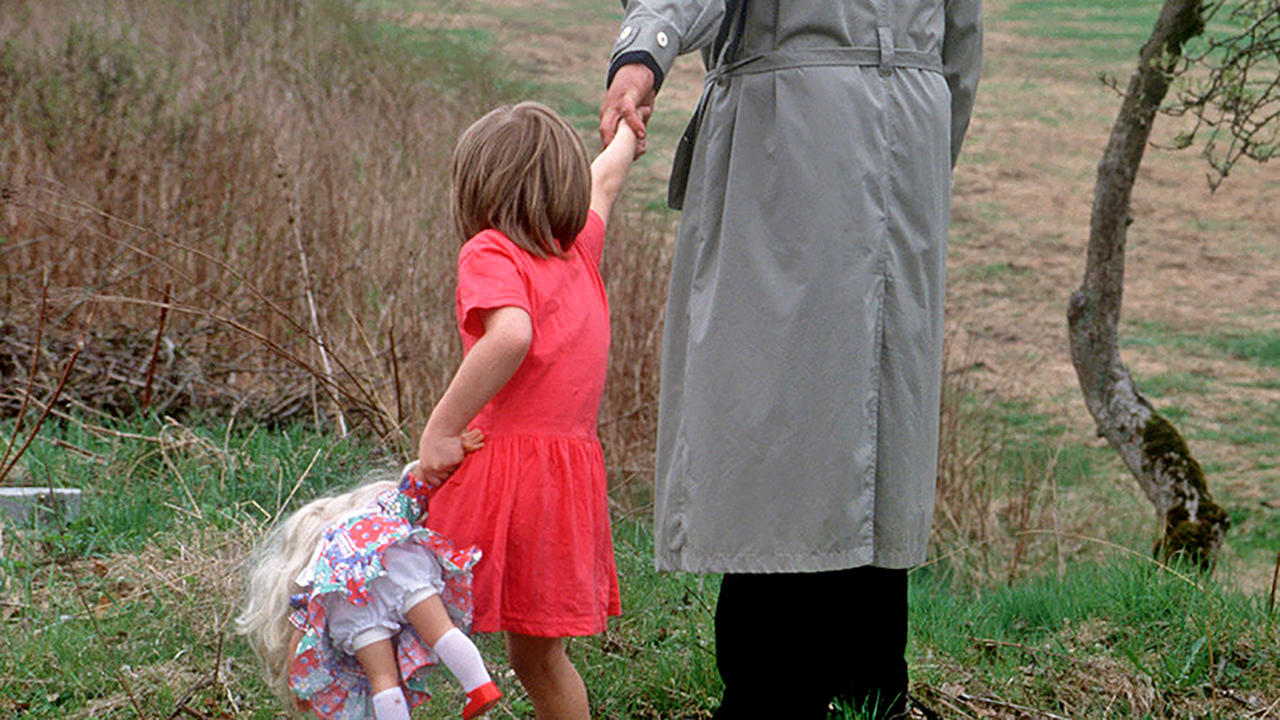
[711,566,908,720]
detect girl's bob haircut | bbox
[451,101,591,258]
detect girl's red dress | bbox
[426,210,620,637]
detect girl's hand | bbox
[416,428,485,488]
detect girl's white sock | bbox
[371,686,411,720]
[432,627,493,692]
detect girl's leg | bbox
[353,639,411,720]
[504,632,589,720]
[402,592,455,646]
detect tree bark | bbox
[1067,0,1229,568]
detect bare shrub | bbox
[0,1,506,437]
[0,0,673,488]
[599,210,672,511]
[931,330,1064,588]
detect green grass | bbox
[1212,332,1280,369]
[1137,370,1214,398]
[8,414,389,556]
[958,261,1034,282]
[1003,0,1160,67]
[4,417,1277,719]
[1003,0,1249,69]
[975,398,1120,492]
[910,558,1279,718]
[1125,321,1280,369]
[357,20,517,99]
[1226,502,1280,562]
[1120,323,1280,441]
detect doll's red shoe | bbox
[462,681,501,719]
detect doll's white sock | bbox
[371,686,411,720]
[432,627,492,692]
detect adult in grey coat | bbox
[600,1,981,717]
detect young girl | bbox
[237,440,502,720]
[412,102,637,719]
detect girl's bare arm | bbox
[589,122,638,223]
[417,306,531,485]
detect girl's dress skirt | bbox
[426,434,620,637]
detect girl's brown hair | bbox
[450,101,591,257]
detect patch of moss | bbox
[1142,413,1230,568]
[1143,414,1202,487]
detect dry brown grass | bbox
[2,0,487,439]
[598,212,670,502]
[0,0,668,482]
[931,330,1071,589]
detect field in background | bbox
[1,0,1278,717]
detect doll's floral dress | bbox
[287,468,481,720]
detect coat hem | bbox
[654,546,925,574]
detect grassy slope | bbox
[3,413,1277,718]
[3,416,1276,719]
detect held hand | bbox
[416,428,485,488]
[459,427,486,453]
[600,63,655,156]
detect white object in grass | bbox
[0,487,82,525]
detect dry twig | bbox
[141,283,173,409]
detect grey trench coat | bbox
[610,0,982,573]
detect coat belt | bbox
[709,46,943,81]
[668,46,944,209]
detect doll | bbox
[238,436,500,720]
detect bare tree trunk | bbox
[1067,0,1229,568]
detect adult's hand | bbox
[600,62,656,154]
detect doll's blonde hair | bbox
[451,101,591,258]
[235,476,397,710]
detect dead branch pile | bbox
[0,319,315,424]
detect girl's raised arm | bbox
[589,122,638,223]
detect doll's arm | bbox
[288,627,308,711]
[459,427,485,453]
[416,306,530,487]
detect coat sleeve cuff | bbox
[607,50,666,92]
[607,15,681,93]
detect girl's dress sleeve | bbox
[576,210,607,268]
[456,231,532,337]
